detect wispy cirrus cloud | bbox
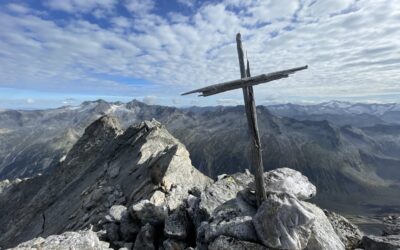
[0,0,399,108]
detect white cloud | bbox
[142,95,157,105]
[176,0,196,8]
[217,98,242,105]
[7,3,30,14]
[46,0,116,13]
[26,98,35,104]
[0,0,400,107]
[125,0,155,15]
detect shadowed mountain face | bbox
[0,100,399,215]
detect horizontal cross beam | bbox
[182,65,307,97]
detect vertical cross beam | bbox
[236,33,267,207]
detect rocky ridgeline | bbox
[1,116,399,250]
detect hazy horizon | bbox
[1,97,399,111]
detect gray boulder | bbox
[208,235,268,250]
[205,215,258,243]
[199,171,253,218]
[10,230,111,250]
[204,196,258,243]
[383,215,400,236]
[361,234,400,250]
[324,210,362,249]
[253,193,315,250]
[302,202,345,250]
[130,199,168,226]
[120,211,141,242]
[106,205,128,223]
[133,223,156,250]
[250,168,316,200]
[164,206,189,240]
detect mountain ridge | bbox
[0,99,399,217]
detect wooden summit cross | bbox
[182,33,308,207]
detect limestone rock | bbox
[253,193,315,250]
[205,215,258,243]
[133,223,156,250]
[250,168,316,201]
[130,199,168,226]
[10,230,111,250]
[106,205,128,223]
[361,234,400,250]
[324,210,362,249]
[302,202,345,250]
[164,206,189,240]
[0,117,212,248]
[199,172,253,218]
[383,215,400,236]
[204,196,258,243]
[208,235,268,250]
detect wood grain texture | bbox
[181,65,307,96]
[236,33,266,207]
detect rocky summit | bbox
[1,116,399,250]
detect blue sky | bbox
[0,0,400,109]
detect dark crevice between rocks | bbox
[37,212,46,238]
[185,209,197,248]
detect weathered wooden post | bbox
[182,33,307,207]
[236,33,267,206]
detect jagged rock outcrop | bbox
[358,214,400,250]
[303,202,345,250]
[199,171,254,219]
[383,215,400,236]
[0,116,211,248]
[361,234,400,250]
[9,230,111,250]
[324,210,362,249]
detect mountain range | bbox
[0,100,399,216]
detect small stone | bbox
[107,205,128,223]
[108,165,120,178]
[130,199,168,226]
[217,174,228,181]
[150,190,166,206]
